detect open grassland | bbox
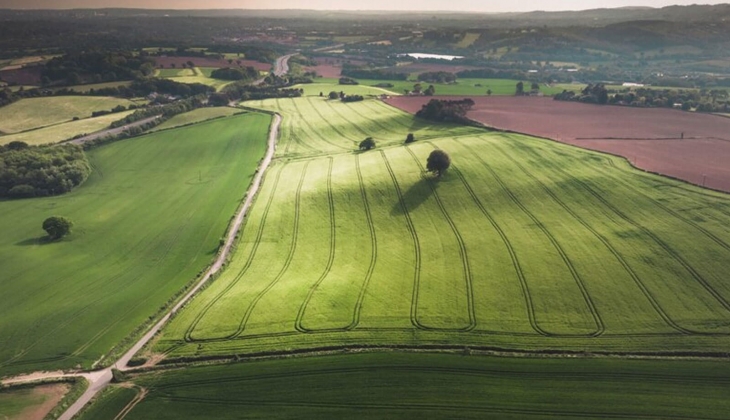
[0,113,270,377]
[0,383,70,420]
[291,80,398,97]
[307,77,572,96]
[155,68,196,78]
[0,111,134,146]
[56,81,133,94]
[163,67,234,91]
[152,107,243,132]
[79,353,730,419]
[0,96,138,134]
[154,97,730,362]
[244,97,480,158]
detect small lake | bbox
[400,53,465,61]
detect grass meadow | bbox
[0,96,138,134]
[153,97,730,362]
[78,353,730,419]
[0,113,270,376]
[152,107,243,132]
[0,110,135,146]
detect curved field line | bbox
[276,99,318,155]
[404,146,476,332]
[347,154,379,330]
[481,140,692,335]
[304,97,360,144]
[361,101,414,130]
[183,165,285,342]
[112,386,147,420]
[419,142,546,336]
[379,150,424,331]
[320,100,372,138]
[291,98,351,151]
[295,158,337,333]
[506,135,730,315]
[230,161,310,338]
[455,139,604,337]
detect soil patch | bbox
[387,96,730,192]
[0,66,42,86]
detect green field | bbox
[304,78,575,96]
[0,113,270,377]
[0,96,138,134]
[78,353,730,419]
[158,67,234,91]
[152,97,730,363]
[152,107,243,131]
[57,81,134,94]
[0,110,134,146]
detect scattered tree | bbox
[359,137,376,151]
[328,91,339,100]
[531,82,540,91]
[515,81,524,95]
[42,216,73,240]
[426,150,451,177]
[486,89,492,96]
[424,84,436,96]
[405,133,415,144]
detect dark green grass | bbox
[0,113,270,377]
[77,353,730,419]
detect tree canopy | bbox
[359,137,376,150]
[426,149,451,177]
[42,216,73,240]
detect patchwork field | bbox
[78,353,730,419]
[151,97,730,363]
[0,113,270,376]
[0,96,138,134]
[387,96,730,192]
[0,110,135,146]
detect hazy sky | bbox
[0,0,725,12]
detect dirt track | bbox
[387,96,730,192]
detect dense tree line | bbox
[42,51,156,86]
[0,142,90,198]
[341,95,364,102]
[555,85,730,112]
[417,71,457,84]
[109,95,206,128]
[221,84,303,102]
[415,98,475,123]
[340,66,408,81]
[339,77,359,85]
[210,67,259,81]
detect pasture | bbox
[0,111,135,146]
[77,353,730,419]
[0,96,138,134]
[0,113,270,377]
[152,107,243,131]
[153,97,730,362]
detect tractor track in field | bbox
[405,146,477,332]
[506,135,730,322]
[305,97,360,145]
[183,165,285,343]
[458,139,605,337]
[230,161,309,339]
[291,98,349,151]
[485,140,693,336]
[433,141,547,337]
[380,150,425,332]
[295,158,338,333]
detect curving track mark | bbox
[404,146,476,332]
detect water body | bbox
[400,53,465,61]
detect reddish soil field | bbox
[387,96,730,192]
[153,56,271,72]
[0,66,42,85]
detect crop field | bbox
[156,68,196,78]
[78,353,730,419]
[160,67,235,91]
[0,113,270,377]
[0,110,135,146]
[152,107,243,131]
[152,97,730,362]
[57,81,133,93]
[244,97,480,158]
[0,383,71,419]
[388,96,730,192]
[0,96,138,134]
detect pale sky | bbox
[0,0,726,13]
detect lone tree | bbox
[426,150,451,177]
[328,91,339,100]
[42,216,73,240]
[359,137,376,151]
[515,81,524,95]
[405,133,415,144]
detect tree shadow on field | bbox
[391,173,438,216]
[15,236,52,246]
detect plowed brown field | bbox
[387,96,730,192]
